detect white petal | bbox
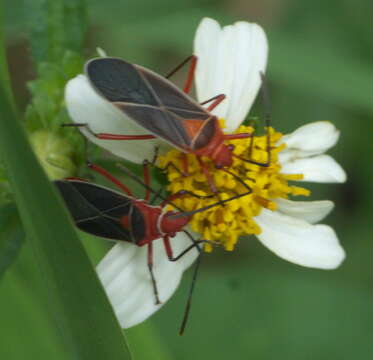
[255,209,345,269]
[65,75,163,163]
[275,198,334,224]
[97,232,199,328]
[96,47,108,57]
[194,18,268,131]
[279,121,340,161]
[281,154,347,183]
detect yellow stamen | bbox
[157,123,310,251]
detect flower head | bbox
[64,18,346,329]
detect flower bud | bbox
[30,130,76,179]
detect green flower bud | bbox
[30,130,77,180]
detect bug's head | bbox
[160,211,192,235]
[213,144,234,168]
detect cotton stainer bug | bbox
[55,161,251,333]
[69,56,271,195]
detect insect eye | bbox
[228,144,235,151]
[178,190,187,195]
[215,164,223,169]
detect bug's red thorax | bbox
[127,202,191,246]
[182,119,205,138]
[193,118,233,167]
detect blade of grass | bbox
[0,6,131,360]
[126,321,173,360]
[0,242,69,359]
[0,203,24,278]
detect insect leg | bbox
[200,93,225,106]
[196,157,218,194]
[87,162,133,195]
[164,55,197,94]
[62,123,156,140]
[183,55,197,94]
[162,236,206,261]
[206,94,226,112]
[259,72,272,166]
[181,153,189,176]
[163,232,204,335]
[165,55,195,79]
[149,186,164,205]
[234,73,273,167]
[179,252,202,335]
[223,133,253,140]
[149,147,185,177]
[147,241,161,305]
[160,190,215,209]
[222,75,272,167]
[195,157,227,206]
[142,160,151,201]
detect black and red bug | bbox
[55,161,250,333]
[70,56,271,195]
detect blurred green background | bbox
[2,0,373,359]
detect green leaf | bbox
[0,8,131,360]
[0,202,24,278]
[126,321,173,360]
[27,0,86,65]
[0,242,69,359]
[25,51,84,132]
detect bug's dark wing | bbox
[135,65,209,114]
[86,57,214,150]
[130,206,146,244]
[114,102,198,150]
[55,180,133,241]
[86,58,159,106]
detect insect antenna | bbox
[219,167,254,192]
[170,189,251,219]
[231,72,272,167]
[116,164,251,219]
[260,72,272,161]
[149,186,164,205]
[179,249,203,335]
[115,163,184,211]
[165,55,196,79]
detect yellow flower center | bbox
[157,123,310,252]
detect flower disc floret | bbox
[158,124,310,251]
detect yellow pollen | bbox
[157,123,310,251]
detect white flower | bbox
[64,17,346,328]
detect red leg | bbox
[181,153,189,176]
[164,55,197,94]
[142,160,151,201]
[163,236,173,259]
[160,191,187,208]
[223,133,253,140]
[183,55,197,94]
[63,123,155,140]
[147,241,161,305]
[163,235,206,261]
[87,163,133,196]
[93,133,155,140]
[196,156,218,194]
[200,94,224,106]
[65,177,89,182]
[160,189,216,209]
[206,94,226,112]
